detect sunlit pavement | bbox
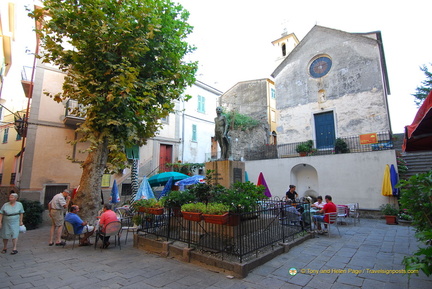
[0,218,431,289]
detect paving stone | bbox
[0,219,430,289]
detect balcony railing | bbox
[243,131,394,161]
[64,99,85,126]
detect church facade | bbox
[272,25,392,148]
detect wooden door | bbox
[159,144,173,172]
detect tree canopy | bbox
[412,64,432,107]
[30,0,198,171]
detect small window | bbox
[192,124,197,142]
[160,116,169,124]
[2,128,9,143]
[271,88,276,99]
[282,43,286,56]
[197,95,205,113]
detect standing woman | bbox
[0,193,25,254]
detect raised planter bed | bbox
[202,213,229,225]
[182,211,202,222]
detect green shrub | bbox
[334,138,350,154]
[132,198,161,210]
[296,140,313,153]
[21,199,44,230]
[202,203,229,215]
[398,170,432,276]
[214,181,266,213]
[379,203,399,216]
[160,190,195,208]
[181,202,206,213]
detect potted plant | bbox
[379,204,399,225]
[398,209,413,225]
[296,140,314,156]
[132,199,164,215]
[181,202,206,222]
[202,203,230,225]
[214,181,267,223]
[334,138,350,154]
[160,190,195,216]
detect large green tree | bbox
[30,0,197,220]
[412,64,432,107]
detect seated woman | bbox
[311,196,326,209]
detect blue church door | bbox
[314,112,335,149]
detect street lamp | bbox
[0,99,27,137]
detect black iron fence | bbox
[137,199,312,263]
[276,131,393,159]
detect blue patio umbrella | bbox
[134,176,156,201]
[158,177,174,199]
[175,175,205,191]
[390,164,399,196]
[109,180,120,204]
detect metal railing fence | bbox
[137,199,312,263]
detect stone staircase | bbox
[401,151,432,179]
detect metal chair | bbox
[94,221,122,250]
[346,203,360,225]
[63,221,82,249]
[337,205,349,225]
[116,207,138,244]
[324,212,340,237]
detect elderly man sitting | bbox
[64,205,95,246]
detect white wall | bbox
[245,150,397,210]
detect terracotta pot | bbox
[182,211,202,222]
[385,215,398,225]
[202,213,229,225]
[137,207,147,213]
[147,208,164,215]
[299,152,307,157]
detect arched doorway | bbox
[290,164,319,198]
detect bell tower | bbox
[271,31,299,67]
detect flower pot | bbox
[227,213,240,226]
[137,207,147,213]
[385,215,398,225]
[299,152,307,157]
[202,213,229,225]
[147,208,164,215]
[182,211,202,222]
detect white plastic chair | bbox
[324,212,340,237]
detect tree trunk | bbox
[73,137,109,221]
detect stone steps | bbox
[401,151,432,178]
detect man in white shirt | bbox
[48,189,71,246]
